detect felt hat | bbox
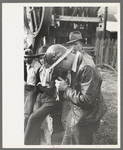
[66,31,85,44]
[35,45,48,57]
[24,48,45,58]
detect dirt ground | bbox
[93,68,118,145]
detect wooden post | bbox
[61,7,64,16]
[103,7,108,40]
[95,38,100,64]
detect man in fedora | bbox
[44,44,107,145]
[66,31,85,54]
[24,48,44,130]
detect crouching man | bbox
[44,44,107,145]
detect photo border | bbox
[1,0,122,149]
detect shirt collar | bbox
[39,65,45,72]
[26,59,35,68]
[71,51,81,72]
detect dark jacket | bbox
[64,51,107,125]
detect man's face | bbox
[55,58,71,72]
[71,41,83,53]
[38,57,49,67]
[38,56,44,65]
[24,57,33,64]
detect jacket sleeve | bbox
[64,66,102,110]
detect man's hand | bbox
[55,77,68,91]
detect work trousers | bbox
[61,101,100,145]
[24,84,38,131]
[61,120,100,145]
[24,103,55,145]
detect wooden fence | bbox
[94,38,117,70]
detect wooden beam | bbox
[55,15,102,23]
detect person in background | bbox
[65,31,85,54]
[24,49,44,131]
[24,46,60,145]
[35,45,49,65]
[44,44,107,145]
[61,31,96,131]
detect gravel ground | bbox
[93,69,118,145]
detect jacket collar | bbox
[71,51,82,72]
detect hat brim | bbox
[48,46,74,70]
[24,53,45,58]
[66,38,85,44]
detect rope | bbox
[96,64,117,75]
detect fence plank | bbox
[112,40,117,69]
[109,39,114,66]
[95,38,100,64]
[115,40,117,70]
[105,38,110,65]
[95,38,117,70]
[103,38,108,64]
[100,38,104,65]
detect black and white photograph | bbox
[2,2,120,148]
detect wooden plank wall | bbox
[94,38,117,70]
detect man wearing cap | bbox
[24,48,44,130]
[44,44,107,145]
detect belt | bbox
[25,84,36,88]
